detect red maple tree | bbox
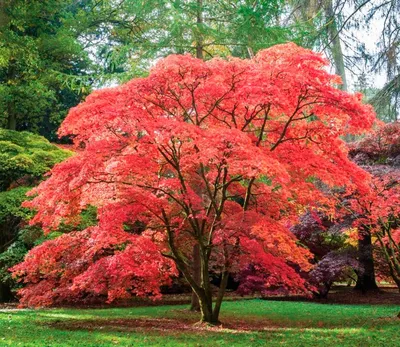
[12,43,376,323]
[348,122,400,290]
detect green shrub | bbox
[0,129,71,190]
[0,129,72,300]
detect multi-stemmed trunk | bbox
[195,244,228,324]
[194,270,229,324]
[170,232,229,324]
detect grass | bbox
[0,299,399,346]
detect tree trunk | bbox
[0,282,12,303]
[6,52,17,130]
[355,229,378,292]
[211,271,229,322]
[7,112,16,130]
[198,294,215,323]
[190,244,201,311]
[323,0,348,91]
[0,0,9,28]
[195,243,228,324]
[315,282,331,299]
[195,273,228,325]
[195,0,204,60]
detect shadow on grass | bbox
[265,287,400,306]
[45,313,400,337]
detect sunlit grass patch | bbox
[0,300,399,346]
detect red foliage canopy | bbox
[12,43,375,310]
[348,122,400,287]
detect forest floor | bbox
[315,286,400,305]
[0,291,399,346]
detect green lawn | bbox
[0,300,399,346]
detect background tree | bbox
[288,0,349,91]
[94,0,311,71]
[287,0,400,122]
[0,0,317,140]
[292,211,360,297]
[348,122,400,290]
[362,0,400,122]
[0,0,96,138]
[293,122,400,294]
